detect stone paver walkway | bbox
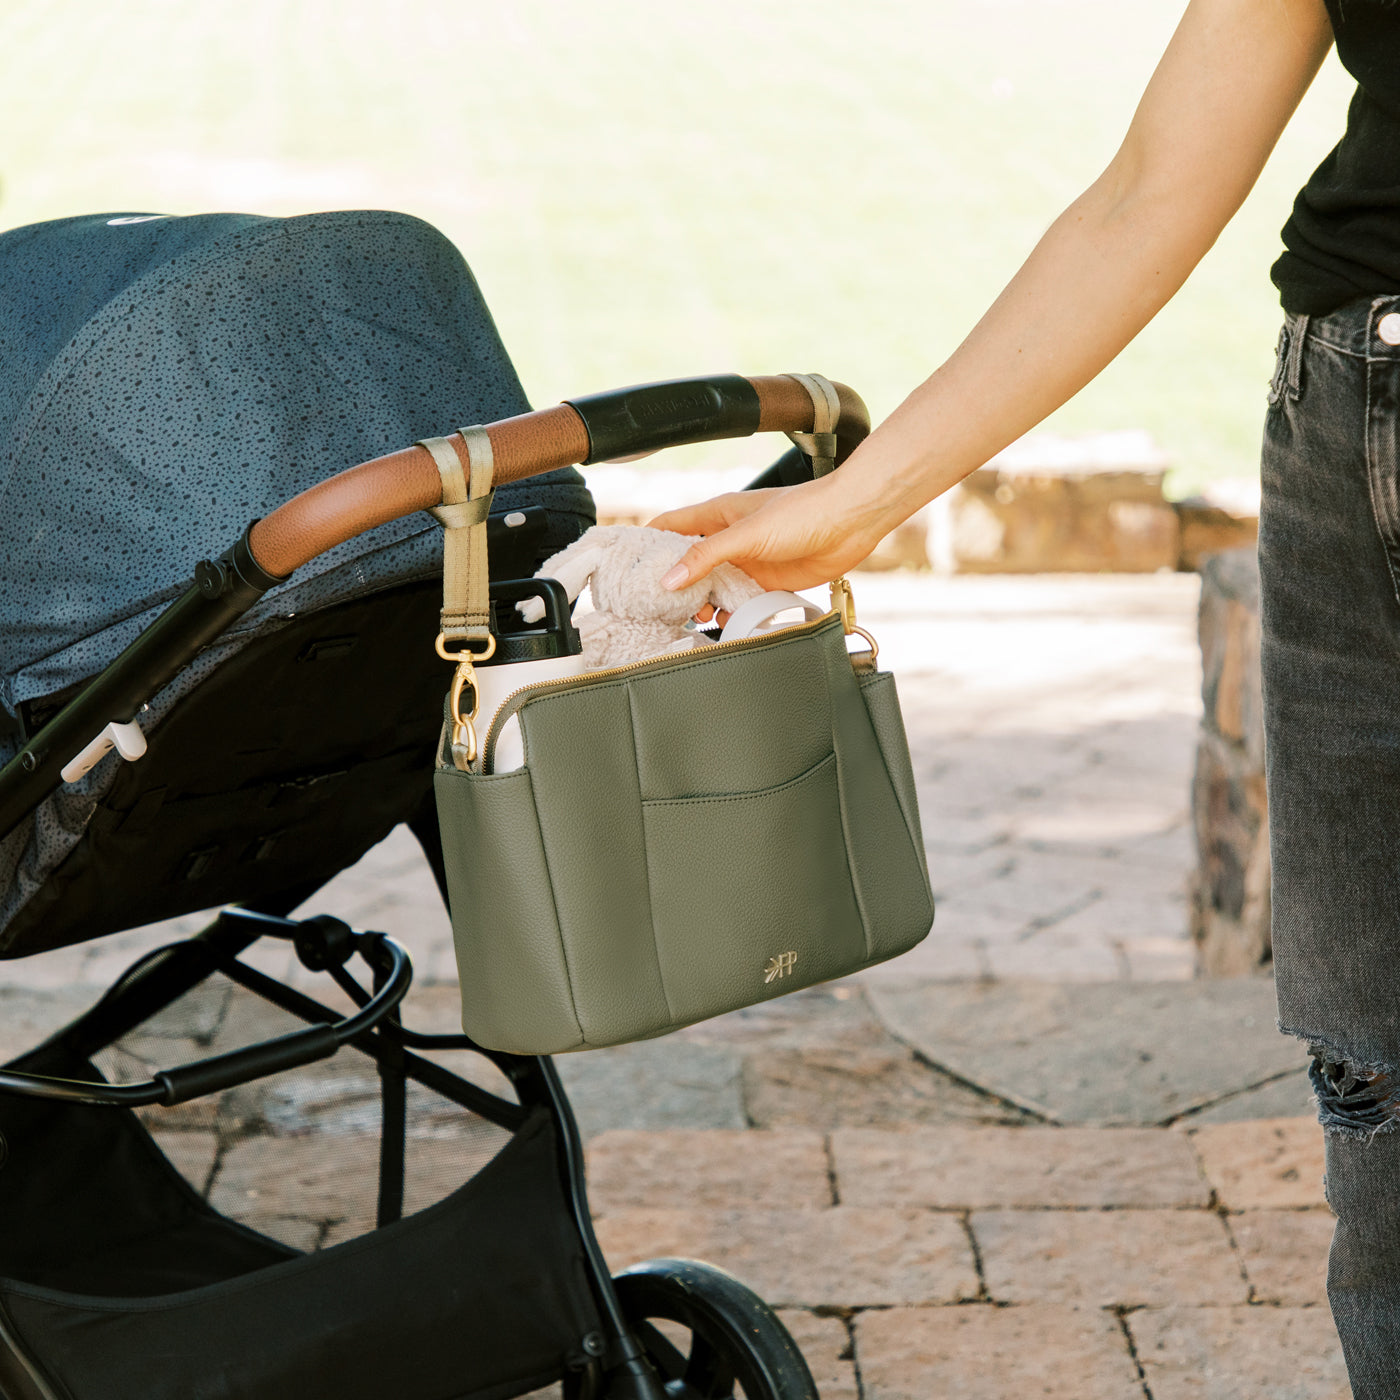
[1,573,1347,1397]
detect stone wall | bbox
[1192,549,1270,974]
[941,463,1180,573]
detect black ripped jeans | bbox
[1261,295,1400,1395]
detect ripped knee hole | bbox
[1311,1052,1400,1133]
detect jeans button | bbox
[1379,312,1400,346]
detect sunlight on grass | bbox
[0,0,1354,492]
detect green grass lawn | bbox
[0,0,1355,494]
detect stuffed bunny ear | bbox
[518,537,606,622]
[705,561,765,615]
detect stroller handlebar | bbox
[247,373,870,579]
[0,373,867,841]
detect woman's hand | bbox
[650,471,896,593]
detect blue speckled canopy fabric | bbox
[0,208,592,710]
[0,209,593,936]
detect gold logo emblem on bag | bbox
[764,951,798,983]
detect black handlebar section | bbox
[0,931,412,1108]
[155,1025,341,1105]
[745,444,821,492]
[565,375,762,464]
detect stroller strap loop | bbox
[783,372,841,479]
[419,427,496,769]
[418,429,496,646]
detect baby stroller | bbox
[0,210,870,1400]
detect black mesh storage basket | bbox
[0,983,604,1400]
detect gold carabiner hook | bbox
[830,577,857,633]
[448,659,480,766]
[436,631,497,768]
[829,577,879,666]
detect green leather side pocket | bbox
[859,670,930,886]
[434,765,583,1055]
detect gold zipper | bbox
[475,610,848,774]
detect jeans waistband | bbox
[1292,294,1400,359]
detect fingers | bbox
[691,605,733,627]
[660,532,733,591]
[648,489,775,537]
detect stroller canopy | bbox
[0,209,591,712]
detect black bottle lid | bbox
[480,577,581,667]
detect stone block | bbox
[973,1209,1246,1307]
[860,514,932,572]
[210,1134,384,1225]
[0,987,98,1062]
[592,1206,978,1307]
[1128,1305,1348,1399]
[743,1046,1026,1129]
[1175,497,1260,574]
[1184,1068,1315,1124]
[832,1126,1210,1209]
[1191,731,1270,976]
[776,1312,859,1399]
[854,1304,1144,1400]
[1231,1209,1334,1305]
[1192,548,1270,975]
[865,979,1307,1126]
[210,1130,482,1227]
[981,931,1124,982]
[585,1129,831,1211]
[1186,1117,1327,1209]
[681,983,890,1052]
[553,1040,746,1139]
[947,450,1179,574]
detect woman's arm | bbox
[652,0,1335,593]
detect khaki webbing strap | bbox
[418,428,496,644]
[783,372,841,478]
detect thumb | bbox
[660,531,735,592]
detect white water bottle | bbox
[475,578,584,773]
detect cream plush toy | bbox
[520,525,764,670]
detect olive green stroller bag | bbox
[433,512,935,1054]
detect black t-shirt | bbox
[1272,1,1400,315]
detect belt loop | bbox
[1285,313,1309,401]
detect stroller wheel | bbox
[575,1257,820,1400]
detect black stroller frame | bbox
[0,361,871,1399]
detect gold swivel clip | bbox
[829,577,878,663]
[436,631,497,765]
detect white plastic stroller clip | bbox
[61,720,147,784]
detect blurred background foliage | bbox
[0,0,1353,493]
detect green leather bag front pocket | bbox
[641,751,866,1025]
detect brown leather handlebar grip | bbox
[248,375,870,578]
